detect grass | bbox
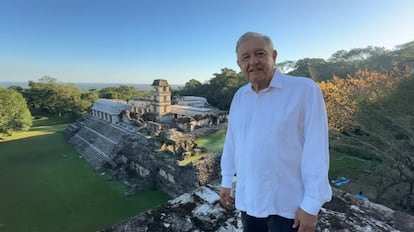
[195,129,226,153]
[329,151,368,180]
[175,129,227,166]
[0,117,170,232]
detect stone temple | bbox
[91,79,226,131]
[64,79,226,197]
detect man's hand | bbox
[219,187,234,209]
[292,207,318,232]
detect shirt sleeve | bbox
[300,83,332,215]
[220,94,237,188]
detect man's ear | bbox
[272,50,277,62]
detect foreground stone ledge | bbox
[103,181,414,232]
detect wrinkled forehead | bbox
[236,37,273,56]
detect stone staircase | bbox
[65,115,131,170]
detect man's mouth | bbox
[249,68,262,72]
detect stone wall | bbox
[64,115,130,171]
[113,132,221,197]
[64,114,220,197]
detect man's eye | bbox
[242,56,249,62]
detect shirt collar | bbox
[242,69,284,94]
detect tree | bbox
[277,60,296,74]
[99,87,120,99]
[321,69,414,211]
[78,91,99,115]
[319,77,357,132]
[319,69,406,132]
[287,58,330,81]
[352,74,414,211]
[99,85,148,100]
[203,68,247,110]
[7,85,24,94]
[393,41,414,74]
[24,77,97,118]
[175,68,247,110]
[177,79,203,96]
[0,87,32,136]
[53,83,85,117]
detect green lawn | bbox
[0,118,170,232]
[195,129,227,153]
[329,152,367,180]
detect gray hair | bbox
[235,32,274,53]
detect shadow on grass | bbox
[0,124,170,232]
[32,116,77,127]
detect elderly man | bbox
[220,32,332,232]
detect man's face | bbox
[237,37,277,91]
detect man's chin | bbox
[248,75,266,83]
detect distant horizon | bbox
[0,81,183,91]
[1,37,412,86]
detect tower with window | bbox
[151,79,171,118]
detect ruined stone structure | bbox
[65,78,229,196]
[64,114,221,197]
[174,96,209,108]
[65,115,132,170]
[151,79,171,120]
[127,79,172,121]
[91,99,129,123]
[103,181,414,232]
[128,79,226,130]
[92,79,225,130]
[129,98,151,115]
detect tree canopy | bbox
[320,68,414,211]
[23,77,98,118]
[98,85,149,100]
[0,87,32,135]
[174,68,247,110]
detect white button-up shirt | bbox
[221,70,332,219]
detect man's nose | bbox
[249,56,259,65]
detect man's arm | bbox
[220,96,237,208]
[299,83,332,215]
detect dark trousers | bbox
[241,211,298,232]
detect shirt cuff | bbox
[221,175,233,188]
[300,196,324,215]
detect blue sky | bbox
[1,0,413,85]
